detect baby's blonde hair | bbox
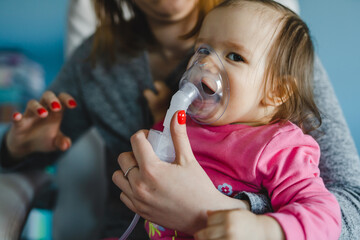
[216,0,321,133]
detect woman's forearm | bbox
[312,56,360,239]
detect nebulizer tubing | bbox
[118,83,199,240]
[118,44,229,239]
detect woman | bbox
[1,0,359,239]
[110,1,360,239]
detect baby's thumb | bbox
[170,110,195,165]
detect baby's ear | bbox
[261,75,295,107]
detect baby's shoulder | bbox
[265,121,319,150]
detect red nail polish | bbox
[37,108,47,116]
[177,110,186,125]
[68,99,77,107]
[13,112,21,120]
[51,101,61,110]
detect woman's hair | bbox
[216,0,321,133]
[91,0,222,63]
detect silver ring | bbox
[123,165,139,179]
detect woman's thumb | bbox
[170,110,194,164]
[54,131,72,151]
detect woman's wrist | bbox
[215,192,251,211]
[1,133,25,167]
[5,130,30,159]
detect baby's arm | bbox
[258,128,341,240]
[194,209,285,240]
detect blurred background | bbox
[0,1,69,239]
[0,0,359,239]
[300,0,360,152]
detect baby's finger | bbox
[58,92,77,109]
[143,88,157,103]
[194,224,226,240]
[23,99,48,118]
[40,91,62,112]
[206,210,228,226]
[154,81,170,96]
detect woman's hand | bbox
[194,209,285,240]
[6,91,77,158]
[143,81,171,124]
[112,111,250,235]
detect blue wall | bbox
[0,0,68,85]
[0,2,68,237]
[300,0,360,153]
[0,0,359,152]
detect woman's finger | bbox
[40,91,62,112]
[170,110,196,165]
[12,112,22,122]
[53,131,72,151]
[130,129,158,168]
[58,92,77,109]
[23,99,48,118]
[117,151,140,176]
[112,169,133,197]
[120,192,137,213]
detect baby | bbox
[145,0,341,239]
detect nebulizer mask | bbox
[119,44,229,240]
[147,44,230,162]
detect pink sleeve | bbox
[256,128,341,240]
[152,120,164,131]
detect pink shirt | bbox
[146,119,341,240]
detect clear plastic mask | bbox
[179,44,230,124]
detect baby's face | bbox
[196,2,282,126]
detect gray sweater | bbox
[1,37,360,239]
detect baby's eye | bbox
[227,52,244,62]
[198,47,211,55]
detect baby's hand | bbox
[144,81,171,124]
[6,91,77,158]
[194,209,260,240]
[194,209,285,240]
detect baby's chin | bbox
[208,113,272,127]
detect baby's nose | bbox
[198,56,220,75]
